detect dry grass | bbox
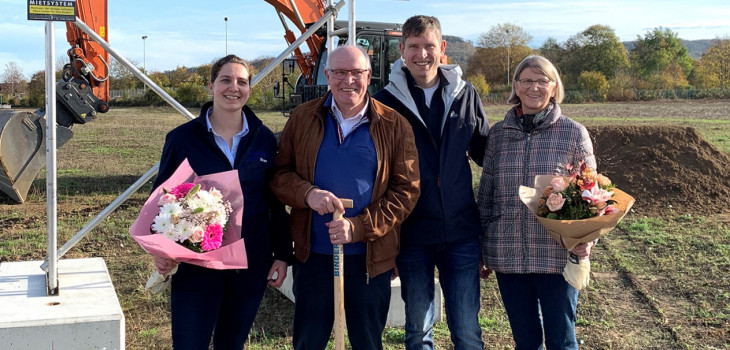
[1,101,729,349]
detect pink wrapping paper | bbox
[129,159,247,269]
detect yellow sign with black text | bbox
[28,0,77,22]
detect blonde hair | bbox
[507,55,564,105]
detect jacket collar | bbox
[196,101,264,133]
[310,91,389,125]
[384,58,466,124]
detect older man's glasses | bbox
[517,78,552,88]
[329,69,369,80]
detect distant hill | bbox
[444,35,476,72]
[622,39,720,59]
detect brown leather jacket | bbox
[270,92,420,278]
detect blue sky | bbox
[2,0,730,79]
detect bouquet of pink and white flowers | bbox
[153,182,233,253]
[536,162,620,220]
[130,159,248,293]
[519,162,635,290]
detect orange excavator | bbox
[0,0,408,203]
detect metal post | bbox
[142,35,147,73]
[347,0,355,45]
[44,21,59,296]
[224,17,228,55]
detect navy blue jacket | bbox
[153,101,292,269]
[374,60,489,245]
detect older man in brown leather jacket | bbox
[270,45,420,350]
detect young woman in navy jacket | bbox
[152,55,291,349]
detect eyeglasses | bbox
[328,69,369,80]
[516,78,553,88]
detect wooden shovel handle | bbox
[333,198,353,350]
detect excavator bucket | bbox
[0,110,73,203]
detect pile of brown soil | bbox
[588,126,730,216]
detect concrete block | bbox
[277,266,443,327]
[0,258,125,350]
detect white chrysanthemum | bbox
[196,190,217,206]
[213,204,228,225]
[152,214,174,236]
[174,220,195,242]
[160,202,184,217]
[209,187,223,201]
[186,196,208,213]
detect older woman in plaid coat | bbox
[477,55,596,350]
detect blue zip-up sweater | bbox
[374,59,489,245]
[310,103,375,255]
[153,101,293,269]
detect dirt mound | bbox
[588,126,730,216]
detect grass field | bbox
[1,101,729,349]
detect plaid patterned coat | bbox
[477,103,595,274]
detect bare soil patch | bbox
[588,125,730,217]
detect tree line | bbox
[464,24,730,102]
[0,56,296,110]
[3,24,730,108]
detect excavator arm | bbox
[263,0,327,85]
[0,0,110,203]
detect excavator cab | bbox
[281,21,404,114]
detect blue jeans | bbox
[495,273,579,350]
[292,253,392,350]
[396,237,483,350]
[170,262,269,350]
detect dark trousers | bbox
[292,253,392,350]
[170,262,269,349]
[496,272,579,350]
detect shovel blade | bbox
[0,110,73,203]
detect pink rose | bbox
[551,177,566,192]
[157,193,177,206]
[546,193,566,212]
[189,226,205,243]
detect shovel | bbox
[333,198,353,350]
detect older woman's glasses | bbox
[517,78,552,88]
[329,69,369,80]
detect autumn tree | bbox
[698,39,730,88]
[196,63,212,85]
[538,37,566,69]
[629,27,694,89]
[578,71,609,101]
[561,25,629,84]
[466,74,489,97]
[169,66,191,88]
[2,62,26,99]
[248,56,282,110]
[475,23,533,87]
[109,57,141,90]
[148,72,171,87]
[26,70,46,107]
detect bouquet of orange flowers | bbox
[519,162,635,290]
